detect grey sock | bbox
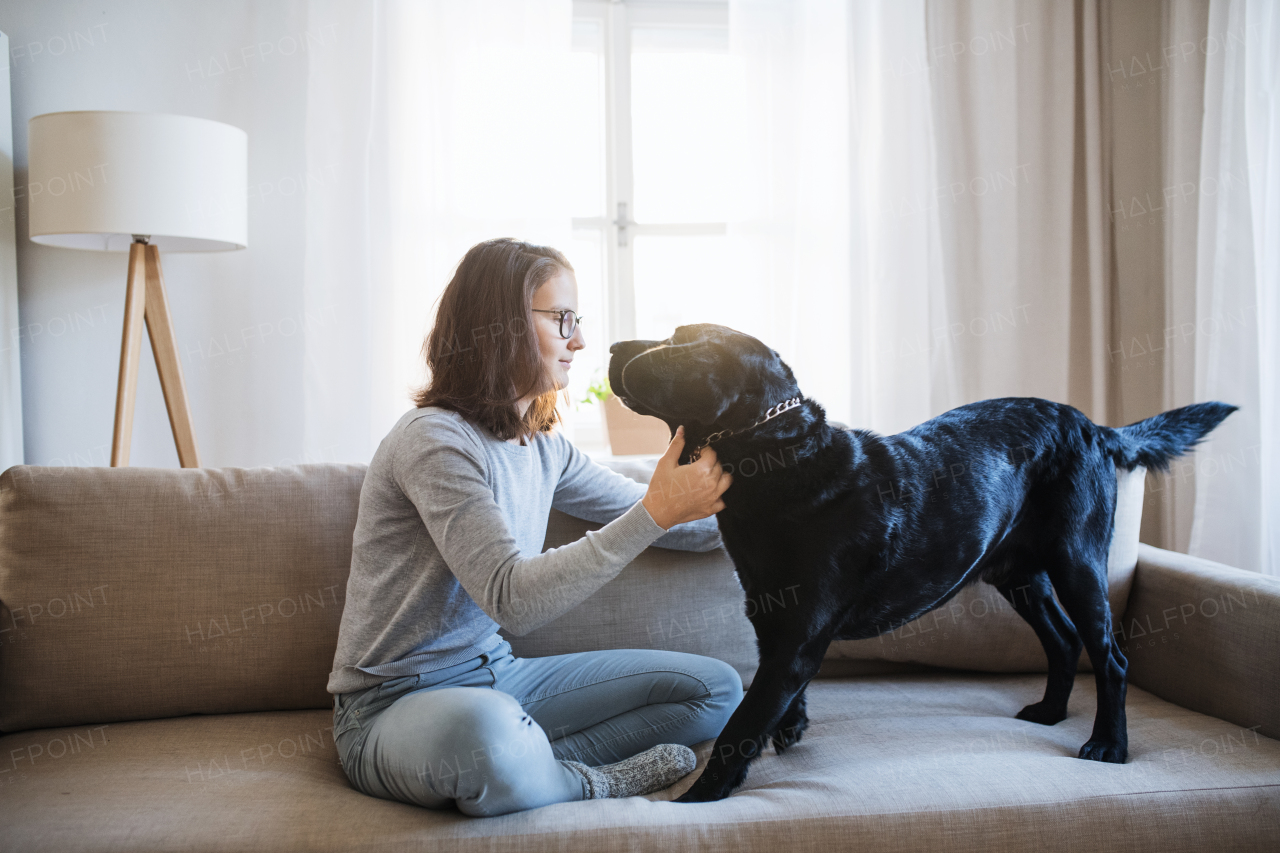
[565,743,697,799]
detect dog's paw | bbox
[675,784,727,803]
[675,754,753,803]
[769,717,807,753]
[770,728,802,754]
[674,766,743,803]
[1015,701,1068,726]
[1077,739,1127,763]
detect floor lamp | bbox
[27,111,247,468]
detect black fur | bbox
[607,323,1236,803]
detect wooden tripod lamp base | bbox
[111,238,200,468]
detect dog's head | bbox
[607,324,802,436]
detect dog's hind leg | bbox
[1044,553,1129,764]
[995,571,1082,725]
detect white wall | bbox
[0,0,355,468]
[0,30,22,472]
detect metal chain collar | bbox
[688,396,805,462]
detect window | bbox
[565,0,742,453]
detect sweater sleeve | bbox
[392,413,670,636]
[551,432,724,553]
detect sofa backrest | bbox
[503,507,761,682]
[0,461,756,734]
[0,464,365,733]
[0,458,1144,733]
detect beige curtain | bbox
[925,1,1115,421]
[928,0,1276,572]
[927,0,1277,572]
[1159,0,1212,556]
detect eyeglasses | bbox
[531,309,584,339]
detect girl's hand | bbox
[641,426,732,530]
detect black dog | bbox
[608,323,1236,803]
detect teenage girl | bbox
[328,238,740,816]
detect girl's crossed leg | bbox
[335,645,742,816]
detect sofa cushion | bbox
[1,674,1276,852]
[0,464,365,733]
[571,459,1146,675]
[506,508,761,685]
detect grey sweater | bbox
[327,406,723,694]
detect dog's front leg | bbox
[771,687,809,753]
[676,648,823,803]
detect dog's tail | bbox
[1106,402,1237,473]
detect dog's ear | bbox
[673,349,743,426]
[677,379,738,426]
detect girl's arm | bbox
[550,433,723,553]
[394,413,673,636]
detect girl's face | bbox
[531,268,585,393]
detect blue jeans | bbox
[332,637,743,817]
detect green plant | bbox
[576,370,611,411]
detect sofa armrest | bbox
[1121,543,1280,739]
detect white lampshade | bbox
[27,111,247,252]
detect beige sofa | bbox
[0,461,1277,852]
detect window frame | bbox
[571,0,730,346]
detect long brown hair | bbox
[412,238,574,442]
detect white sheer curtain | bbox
[726,1,855,430]
[729,0,1108,435]
[727,0,959,436]
[1189,0,1278,574]
[301,0,577,463]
